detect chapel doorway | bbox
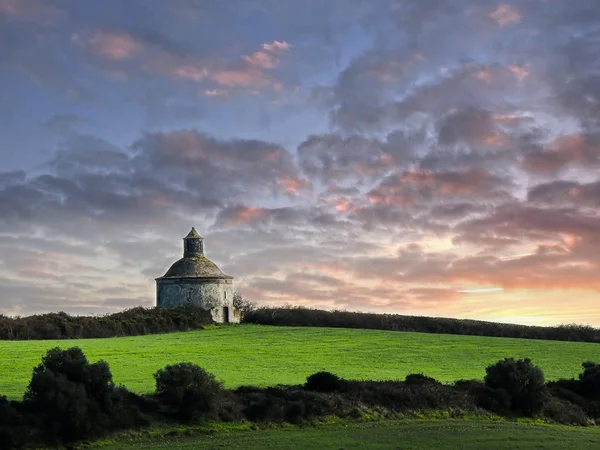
[223,306,230,323]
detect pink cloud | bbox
[275,177,310,197]
[173,65,209,81]
[226,207,267,225]
[211,68,269,87]
[522,134,600,174]
[172,40,290,92]
[75,31,142,61]
[243,51,278,69]
[262,40,290,53]
[490,4,521,26]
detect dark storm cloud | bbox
[0,129,303,241]
[528,180,600,208]
[366,168,512,208]
[297,134,385,184]
[455,204,600,249]
[521,133,600,174]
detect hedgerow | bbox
[243,306,600,343]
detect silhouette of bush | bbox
[542,396,590,425]
[0,395,37,449]
[154,362,224,420]
[285,400,306,423]
[22,347,141,446]
[484,358,546,416]
[548,362,600,419]
[304,371,347,392]
[243,307,600,343]
[455,379,512,414]
[405,373,440,385]
[0,304,213,340]
[577,361,600,399]
[235,386,347,423]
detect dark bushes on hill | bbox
[243,307,600,343]
[483,358,546,416]
[405,373,440,386]
[548,361,600,421]
[23,347,146,445]
[3,348,600,449]
[304,371,347,392]
[154,362,224,420]
[0,304,213,340]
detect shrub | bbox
[0,304,213,340]
[233,291,256,317]
[578,361,600,399]
[0,395,36,449]
[285,400,306,423]
[304,371,346,392]
[484,358,546,416]
[542,396,591,425]
[154,362,223,420]
[22,347,129,445]
[405,373,440,385]
[242,307,600,343]
[456,379,511,414]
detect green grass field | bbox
[1,324,598,400]
[88,420,600,449]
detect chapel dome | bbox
[159,256,230,279]
[156,227,233,280]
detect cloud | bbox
[528,180,600,208]
[0,0,64,22]
[298,133,386,184]
[169,40,291,92]
[489,4,522,26]
[522,133,600,174]
[4,0,600,323]
[41,113,87,133]
[73,31,143,60]
[242,40,291,69]
[366,168,511,207]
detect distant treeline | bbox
[243,307,600,343]
[0,305,213,340]
[1,347,599,449]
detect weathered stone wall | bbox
[156,278,238,323]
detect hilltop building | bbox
[156,228,238,323]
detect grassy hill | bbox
[89,420,600,450]
[1,324,598,400]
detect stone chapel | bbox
[155,228,239,323]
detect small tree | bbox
[405,373,440,385]
[304,371,346,392]
[233,291,256,318]
[154,362,223,420]
[578,361,600,399]
[484,357,546,416]
[23,347,117,444]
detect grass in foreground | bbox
[87,420,600,450]
[0,324,598,399]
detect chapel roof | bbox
[157,256,232,280]
[156,228,233,280]
[185,227,202,239]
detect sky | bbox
[1,0,600,326]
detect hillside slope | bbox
[1,324,597,399]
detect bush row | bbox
[243,307,600,343]
[1,348,600,448]
[0,304,213,340]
